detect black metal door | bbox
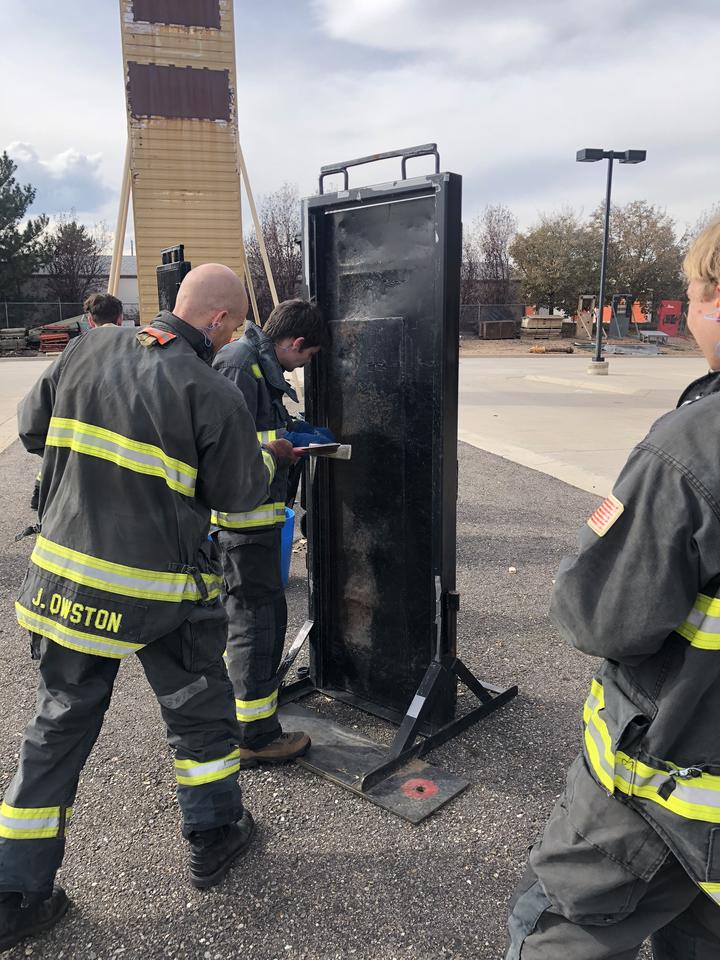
[303,163,462,730]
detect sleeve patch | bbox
[587,494,625,537]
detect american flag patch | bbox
[587,494,624,537]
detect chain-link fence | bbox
[1,302,141,330]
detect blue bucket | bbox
[280,507,295,587]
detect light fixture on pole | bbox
[576,148,647,374]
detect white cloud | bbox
[2,0,717,246]
[6,142,114,220]
[312,0,660,69]
[237,0,719,232]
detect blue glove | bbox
[285,425,336,447]
[285,431,323,448]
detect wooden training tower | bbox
[111,0,275,323]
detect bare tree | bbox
[43,214,109,312]
[461,220,483,304]
[686,202,720,242]
[461,205,517,305]
[478,204,517,304]
[245,183,302,324]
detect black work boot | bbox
[188,809,255,890]
[0,888,69,952]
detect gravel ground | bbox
[0,439,653,960]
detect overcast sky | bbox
[2,0,718,248]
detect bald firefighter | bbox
[0,264,295,951]
[505,221,720,957]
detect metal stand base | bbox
[587,359,609,375]
[280,657,518,822]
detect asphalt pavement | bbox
[0,439,653,960]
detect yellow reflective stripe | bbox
[695,593,720,616]
[262,448,277,485]
[584,679,720,823]
[211,502,286,530]
[175,749,241,786]
[46,417,196,497]
[676,622,720,650]
[235,689,278,722]
[16,601,143,660]
[31,535,220,604]
[584,681,620,791]
[257,430,278,443]
[700,882,720,905]
[35,471,42,482]
[0,802,73,840]
[676,592,720,649]
[251,363,263,379]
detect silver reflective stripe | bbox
[157,676,209,710]
[584,710,614,782]
[235,692,278,720]
[47,424,196,491]
[0,813,59,831]
[16,602,141,659]
[45,418,196,496]
[30,535,220,604]
[33,540,188,598]
[0,802,73,839]
[407,695,425,719]
[686,607,720,633]
[671,781,720,809]
[585,688,601,713]
[585,681,720,818]
[178,755,239,779]
[212,502,285,529]
[262,449,277,484]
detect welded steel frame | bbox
[304,168,462,730]
[280,148,517,803]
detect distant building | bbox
[96,255,139,309]
[24,255,139,309]
[9,256,140,329]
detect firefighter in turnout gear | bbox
[29,294,125,512]
[505,221,720,958]
[212,300,331,766]
[0,264,296,952]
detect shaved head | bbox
[173,263,248,352]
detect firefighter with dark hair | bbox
[212,299,332,767]
[83,293,124,327]
[505,220,720,957]
[29,295,126,512]
[0,264,296,951]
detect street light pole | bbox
[595,155,614,364]
[576,147,647,374]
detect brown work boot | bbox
[238,731,310,768]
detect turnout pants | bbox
[505,755,720,959]
[218,528,286,749]
[0,603,243,898]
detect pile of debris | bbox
[0,327,27,354]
